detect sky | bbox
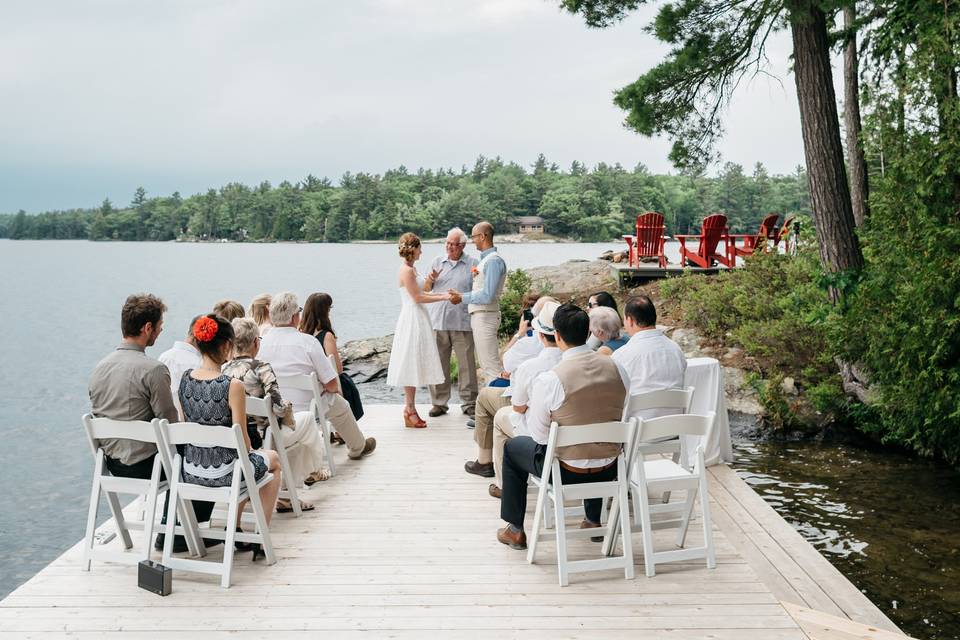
[0,0,806,213]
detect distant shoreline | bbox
[0,234,590,245]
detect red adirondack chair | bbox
[622,212,667,267]
[676,213,734,268]
[772,215,796,253]
[730,213,780,257]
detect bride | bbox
[387,232,462,428]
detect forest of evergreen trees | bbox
[0,155,809,243]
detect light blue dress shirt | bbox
[461,247,506,306]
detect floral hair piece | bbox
[193,316,219,343]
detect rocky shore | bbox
[343,259,769,431]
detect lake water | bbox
[0,239,622,597]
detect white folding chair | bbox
[277,372,336,477]
[249,395,302,517]
[81,415,202,570]
[604,412,717,577]
[526,420,637,586]
[155,419,277,588]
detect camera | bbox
[522,308,534,322]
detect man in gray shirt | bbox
[89,293,178,476]
[424,227,479,418]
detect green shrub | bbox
[498,269,534,337]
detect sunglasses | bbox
[587,301,598,308]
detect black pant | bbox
[105,454,214,524]
[500,436,618,529]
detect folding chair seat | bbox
[526,420,637,586]
[248,395,303,517]
[155,419,277,588]
[277,371,337,477]
[81,415,202,570]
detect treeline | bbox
[0,156,809,242]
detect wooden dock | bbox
[0,405,911,639]
[610,261,725,287]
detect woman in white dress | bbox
[387,232,461,428]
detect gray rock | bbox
[524,260,616,298]
[341,334,393,383]
[669,328,704,356]
[722,366,764,416]
[781,376,798,396]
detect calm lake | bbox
[0,240,957,640]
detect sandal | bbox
[276,498,315,513]
[304,469,331,486]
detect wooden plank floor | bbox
[0,405,902,638]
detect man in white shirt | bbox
[424,227,478,419]
[497,304,629,550]
[258,292,376,461]
[486,301,562,498]
[157,315,202,418]
[612,295,687,414]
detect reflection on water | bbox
[733,440,960,640]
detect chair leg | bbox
[274,442,302,517]
[699,475,717,569]
[141,460,162,562]
[553,485,570,587]
[600,498,621,558]
[222,492,240,589]
[618,479,635,580]
[247,480,276,566]
[676,487,697,548]
[320,419,337,477]
[637,487,656,578]
[527,479,551,565]
[161,467,181,566]
[82,456,105,571]
[177,496,206,558]
[105,490,133,550]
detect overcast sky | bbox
[0,0,805,213]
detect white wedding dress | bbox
[386,275,446,387]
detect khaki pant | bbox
[492,406,518,488]
[429,330,478,415]
[470,311,502,386]
[321,393,367,458]
[474,386,510,451]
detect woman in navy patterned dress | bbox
[179,314,282,560]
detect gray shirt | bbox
[88,342,179,465]
[427,253,478,332]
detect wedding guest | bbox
[158,315,202,417]
[88,294,216,553]
[89,293,178,477]
[248,293,273,336]
[459,221,507,387]
[179,314,282,560]
[497,304,629,550]
[589,306,628,355]
[424,227,479,419]
[586,291,618,350]
[612,295,687,415]
[487,300,562,498]
[300,292,364,427]
[259,292,377,458]
[213,299,245,322]
[465,295,559,429]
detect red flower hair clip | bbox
[193,316,219,343]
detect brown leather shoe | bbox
[348,437,377,460]
[488,484,501,499]
[580,518,604,543]
[464,460,495,478]
[428,405,447,417]
[497,526,527,550]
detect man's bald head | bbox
[470,221,495,251]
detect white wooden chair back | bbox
[80,414,201,570]
[526,419,637,586]
[622,387,694,420]
[276,371,336,476]
[155,419,277,588]
[247,395,302,516]
[604,412,717,577]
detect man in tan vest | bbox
[459,221,507,395]
[496,303,629,550]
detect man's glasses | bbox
[587,301,597,308]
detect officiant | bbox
[424,227,479,420]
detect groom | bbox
[458,221,507,429]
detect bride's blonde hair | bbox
[398,232,421,261]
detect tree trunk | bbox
[843,4,869,227]
[790,0,865,279]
